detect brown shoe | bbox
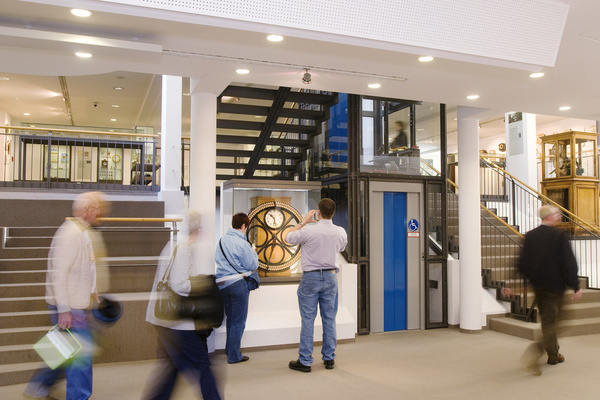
[547,354,565,365]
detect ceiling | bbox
[0,0,598,143]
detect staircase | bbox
[489,278,600,340]
[0,198,171,386]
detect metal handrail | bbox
[3,125,158,138]
[480,156,600,236]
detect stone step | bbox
[0,258,48,272]
[0,310,53,330]
[4,237,53,248]
[6,227,57,237]
[0,326,51,346]
[0,283,46,298]
[0,270,46,284]
[0,344,39,365]
[0,361,42,387]
[0,296,47,313]
[489,315,600,341]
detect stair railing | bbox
[480,156,600,288]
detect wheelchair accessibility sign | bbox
[407,219,420,238]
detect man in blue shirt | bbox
[285,198,348,372]
[215,213,258,364]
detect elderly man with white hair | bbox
[513,205,583,375]
[25,191,110,400]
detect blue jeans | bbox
[297,270,338,366]
[25,305,93,400]
[220,279,249,363]
[141,326,221,400]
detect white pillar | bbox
[189,79,218,276]
[158,75,185,215]
[457,106,482,332]
[506,112,537,187]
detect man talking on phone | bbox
[284,198,347,372]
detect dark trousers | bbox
[535,288,565,358]
[141,326,221,400]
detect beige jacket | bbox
[45,218,109,313]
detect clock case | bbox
[220,179,321,279]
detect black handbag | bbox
[219,239,260,291]
[155,245,224,328]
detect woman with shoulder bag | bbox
[141,211,221,400]
[215,212,259,364]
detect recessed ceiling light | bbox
[75,51,92,58]
[559,106,571,111]
[236,68,250,75]
[418,56,434,62]
[0,76,9,81]
[267,34,284,42]
[110,118,117,122]
[23,112,30,116]
[113,87,123,91]
[529,72,545,78]
[71,9,92,17]
[466,94,480,100]
[368,83,381,89]
[111,104,119,108]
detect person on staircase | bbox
[24,191,110,400]
[506,205,582,375]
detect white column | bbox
[189,79,219,276]
[158,75,185,215]
[457,106,482,332]
[506,112,537,187]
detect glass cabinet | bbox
[540,131,598,228]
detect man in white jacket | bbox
[25,192,109,400]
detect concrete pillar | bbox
[457,106,482,332]
[189,79,219,276]
[158,75,185,215]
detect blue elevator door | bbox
[383,192,407,331]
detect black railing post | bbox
[46,132,52,189]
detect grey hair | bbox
[186,210,202,235]
[72,191,106,217]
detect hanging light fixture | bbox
[302,69,312,84]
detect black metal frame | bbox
[346,95,449,332]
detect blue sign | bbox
[408,219,419,232]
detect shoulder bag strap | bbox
[219,239,244,275]
[159,244,179,283]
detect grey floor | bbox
[4,328,600,400]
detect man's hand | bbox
[572,289,583,301]
[58,311,72,330]
[501,287,511,297]
[302,210,318,225]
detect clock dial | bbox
[247,201,303,272]
[264,209,284,229]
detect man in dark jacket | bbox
[516,205,582,374]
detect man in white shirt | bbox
[25,192,109,400]
[285,198,347,373]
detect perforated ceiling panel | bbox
[101,0,569,66]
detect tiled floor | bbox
[4,328,600,399]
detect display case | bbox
[540,131,598,229]
[220,179,322,277]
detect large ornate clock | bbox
[246,201,303,274]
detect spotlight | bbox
[302,69,312,84]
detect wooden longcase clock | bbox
[247,201,302,277]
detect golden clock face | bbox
[247,201,302,272]
[264,209,285,229]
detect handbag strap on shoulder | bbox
[219,239,244,275]
[160,244,179,283]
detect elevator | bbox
[369,181,424,332]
